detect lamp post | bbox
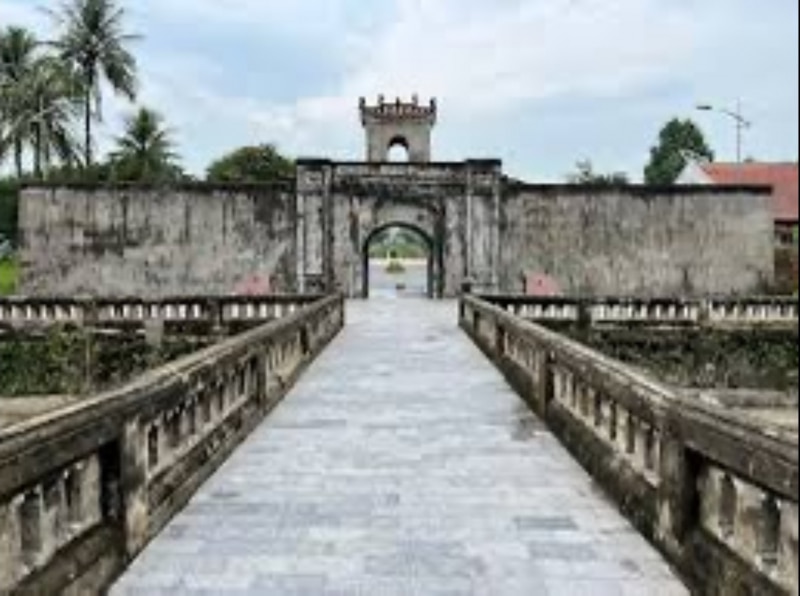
[697,102,752,163]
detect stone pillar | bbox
[657,428,699,558]
[295,160,334,293]
[121,418,150,557]
[465,160,503,293]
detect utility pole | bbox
[697,102,753,163]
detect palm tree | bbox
[50,0,139,167]
[110,107,179,182]
[26,56,84,177]
[0,26,37,176]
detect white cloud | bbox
[150,0,703,163]
[0,1,42,32]
[2,0,798,177]
[341,0,697,112]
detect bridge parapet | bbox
[0,294,325,334]
[484,294,799,328]
[0,294,344,594]
[461,295,798,596]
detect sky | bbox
[1,0,798,181]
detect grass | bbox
[0,258,18,296]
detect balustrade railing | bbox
[461,295,798,595]
[483,295,798,328]
[0,294,324,332]
[0,294,344,594]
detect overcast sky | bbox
[2,0,798,181]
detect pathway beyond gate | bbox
[112,299,688,595]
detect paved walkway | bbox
[112,299,688,596]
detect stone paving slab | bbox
[112,299,689,596]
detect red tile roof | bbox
[701,162,799,223]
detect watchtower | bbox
[360,95,437,163]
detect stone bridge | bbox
[0,294,797,595]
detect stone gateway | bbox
[19,97,775,298]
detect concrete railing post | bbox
[657,429,699,557]
[120,417,149,558]
[577,299,592,330]
[495,323,506,357]
[542,352,556,415]
[208,298,224,337]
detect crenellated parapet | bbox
[359,95,437,163]
[359,95,437,125]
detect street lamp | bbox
[697,102,753,163]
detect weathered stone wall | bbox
[17,177,776,299]
[500,184,775,297]
[18,184,297,297]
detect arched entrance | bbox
[387,136,410,162]
[362,223,436,299]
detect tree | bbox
[0,27,37,177]
[567,160,629,186]
[25,55,84,177]
[1,28,83,178]
[109,107,181,182]
[644,118,714,185]
[206,144,294,183]
[51,0,140,167]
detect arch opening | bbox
[387,136,410,162]
[363,223,435,299]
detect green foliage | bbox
[109,107,182,182]
[1,27,84,178]
[644,118,715,185]
[50,0,140,166]
[3,1,144,178]
[206,144,294,183]
[368,228,428,259]
[560,327,798,392]
[567,160,629,186]
[40,161,114,183]
[0,26,38,176]
[0,257,17,295]
[0,331,211,397]
[0,329,86,395]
